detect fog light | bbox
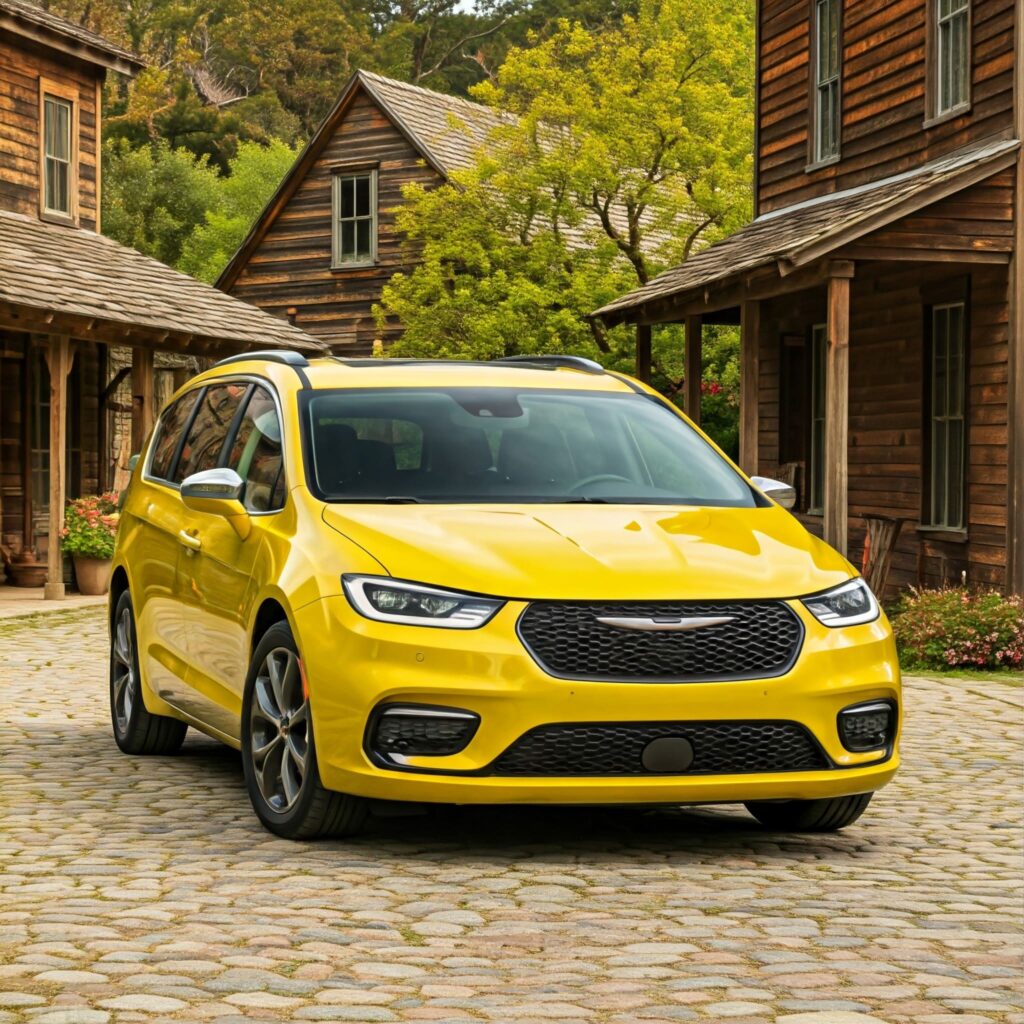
[838,701,895,752]
[369,705,480,763]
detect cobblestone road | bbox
[1,608,1021,1024]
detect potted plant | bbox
[63,492,120,595]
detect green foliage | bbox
[62,493,120,560]
[891,588,1024,672]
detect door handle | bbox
[178,529,202,551]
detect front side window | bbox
[149,391,201,481]
[303,387,757,507]
[332,171,377,266]
[226,387,286,512]
[808,324,827,514]
[43,94,73,216]
[936,0,970,114]
[172,383,248,484]
[927,303,966,529]
[813,0,840,162]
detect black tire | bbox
[744,792,873,832]
[110,590,187,755]
[241,620,367,840]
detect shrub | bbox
[62,493,120,561]
[891,587,1024,671]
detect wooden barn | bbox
[0,0,319,598]
[216,70,514,353]
[594,0,1023,597]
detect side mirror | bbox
[180,468,251,539]
[751,475,797,510]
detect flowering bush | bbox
[62,493,120,560]
[891,587,1024,671]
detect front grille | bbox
[490,721,830,776]
[517,601,803,681]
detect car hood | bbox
[320,503,854,601]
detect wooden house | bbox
[594,0,1023,597]
[0,0,320,597]
[216,71,516,353]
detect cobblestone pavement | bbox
[1,608,1022,1024]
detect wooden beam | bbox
[131,345,155,454]
[1008,12,1024,595]
[823,264,854,557]
[635,323,652,383]
[43,335,74,600]
[685,314,702,425]
[739,300,760,474]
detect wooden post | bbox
[685,314,702,425]
[635,323,652,383]
[44,335,73,600]
[131,345,155,454]
[1008,11,1024,594]
[824,261,855,557]
[739,300,760,474]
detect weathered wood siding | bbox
[756,254,1010,595]
[228,89,440,353]
[0,35,103,230]
[758,0,1017,214]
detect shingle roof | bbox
[593,136,1021,323]
[0,0,143,72]
[0,210,323,352]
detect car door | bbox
[179,384,287,739]
[130,388,201,708]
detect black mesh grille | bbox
[517,601,803,681]
[490,721,830,776]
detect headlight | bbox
[801,578,879,627]
[342,575,504,629]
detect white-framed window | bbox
[812,0,840,163]
[927,303,966,529]
[43,94,73,217]
[332,170,377,267]
[808,323,827,514]
[936,0,970,115]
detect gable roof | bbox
[0,0,143,75]
[0,210,323,354]
[593,136,1021,325]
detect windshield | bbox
[301,387,756,506]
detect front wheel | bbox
[241,621,367,840]
[744,792,873,832]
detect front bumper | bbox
[294,596,901,805]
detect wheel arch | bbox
[250,595,295,659]
[109,564,131,632]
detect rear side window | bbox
[173,383,248,484]
[227,386,286,512]
[149,390,200,481]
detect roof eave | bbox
[0,11,143,75]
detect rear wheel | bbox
[744,793,873,832]
[110,590,187,755]
[241,621,367,840]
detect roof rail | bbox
[215,349,310,368]
[495,355,605,375]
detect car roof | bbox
[210,354,643,395]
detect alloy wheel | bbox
[111,606,136,734]
[249,647,310,812]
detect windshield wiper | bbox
[563,496,609,503]
[382,496,424,503]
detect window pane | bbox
[340,221,355,259]
[952,12,968,107]
[173,383,247,483]
[227,387,285,512]
[150,391,201,480]
[947,419,964,527]
[355,174,371,217]
[53,161,68,214]
[356,218,371,259]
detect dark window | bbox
[808,324,827,514]
[43,95,72,216]
[812,0,840,162]
[332,172,376,266]
[936,0,969,114]
[149,390,200,481]
[925,303,966,528]
[173,384,247,484]
[227,387,286,511]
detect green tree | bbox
[179,139,299,282]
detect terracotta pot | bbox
[73,556,111,596]
[6,560,48,588]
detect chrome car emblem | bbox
[595,615,735,632]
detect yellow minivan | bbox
[109,352,900,839]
